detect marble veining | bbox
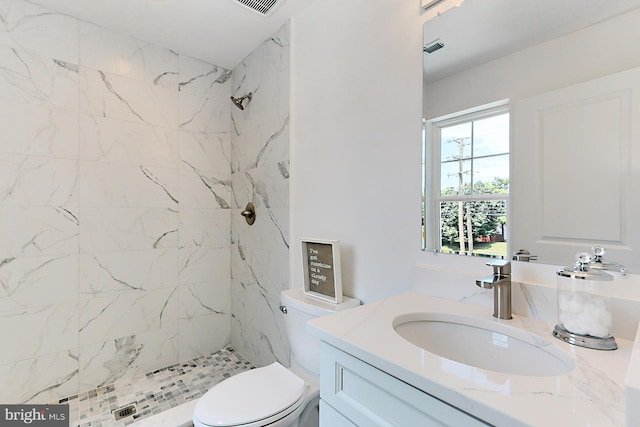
[79,249,178,296]
[179,131,230,175]
[0,254,78,310]
[80,114,178,167]
[178,90,228,133]
[229,20,290,370]
[309,292,632,426]
[411,259,639,340]
[179,65,231,96]
[80,68,178,126]
[79,328,178,391]
[0,0,237,403]
[0,0,78,64]
[98,70,146,122]
[180,160,231,209]
[0,0,291,404]
[0,154,78,205]
[0,45,79,110]
[0,100,79,157]
[78,22,178,89]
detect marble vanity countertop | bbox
[308,292,632,427]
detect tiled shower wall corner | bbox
[0,0,233,403]
[230,23,291,368]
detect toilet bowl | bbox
[193,288,360,427]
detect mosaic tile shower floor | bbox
[56,347,254,427]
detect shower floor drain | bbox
[113,403,137,421]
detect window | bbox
[423,102,509,258]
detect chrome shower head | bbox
[230,93,253,110]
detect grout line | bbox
[55,346,253,427]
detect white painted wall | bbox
[290,0,425,303]
[291,3,640,305]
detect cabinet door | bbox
[511,66,640,267]
[319,400,356,427]
[320,343,489,427]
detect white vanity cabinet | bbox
[319,342,490,427]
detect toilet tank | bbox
[281,288,360,376]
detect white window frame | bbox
[423,100,510,255]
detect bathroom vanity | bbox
[308,292,633,426]
[319,341,488,426]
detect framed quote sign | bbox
[301,239,343,303]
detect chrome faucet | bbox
[476,260,512,320]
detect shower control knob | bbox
[240,202,256,225]
[279,305,287,314]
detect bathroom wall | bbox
[290,0,424,303]
[230,24,291,368]
[0,0,232,403]
[290,0,640,308]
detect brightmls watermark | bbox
[0,405,68,426]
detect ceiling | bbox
[423,0,640,83]
[27,0,640,78]
[28,0,314,70]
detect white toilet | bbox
[193,288,360,427]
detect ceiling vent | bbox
[424,39,445,55]
[233,0,282,16]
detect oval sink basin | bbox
[393,313,574,377]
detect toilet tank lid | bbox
[281,288,360,317]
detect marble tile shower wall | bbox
[0,0,232,404]
[230,23,291,368]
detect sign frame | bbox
[301,238,343,303]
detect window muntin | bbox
[428,106,510,258]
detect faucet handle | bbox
[487,259,511,275]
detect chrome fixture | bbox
[230,93,253,110]
[589,246,627,275]
[476,260,512,319]
[112,404,137,421]
[512,249,537,262]
[553,324,617,351]
[553,253,616,350]
[240,202,256,225]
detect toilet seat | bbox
[193,362,307,427]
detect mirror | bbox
[422,0,640,272]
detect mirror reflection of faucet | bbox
[512,248,537,262]
[476,260,512,320]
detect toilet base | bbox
[288,363,320,427]
[269,393,318,427]
[297,394,319,427]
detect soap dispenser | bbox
[553,252,616,350]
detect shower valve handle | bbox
[241,202,256,225]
